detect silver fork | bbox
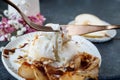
[4,0,59,32]
[4,0,120,35]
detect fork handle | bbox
[3,0,22,14]
[66,25,120,29]
[106,25,120,29]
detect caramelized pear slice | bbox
[18,62,35,80]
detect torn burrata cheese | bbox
[28,34,56,60]
[28,34,78,67]
[9,23,79,68]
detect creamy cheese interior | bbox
[28,35,78,67]
[28,35,56,60]
[9,24,81,69]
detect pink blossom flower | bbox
[18,18,26,26]
[4,25,16,33]
[25,25,36,33]
[28,13,46,25]
[1,17,8,24]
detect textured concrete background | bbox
[1,0,120,80]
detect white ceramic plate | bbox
[2,31,101,80]
[68,20,117,42]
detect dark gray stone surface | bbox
[1,0,120,80]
